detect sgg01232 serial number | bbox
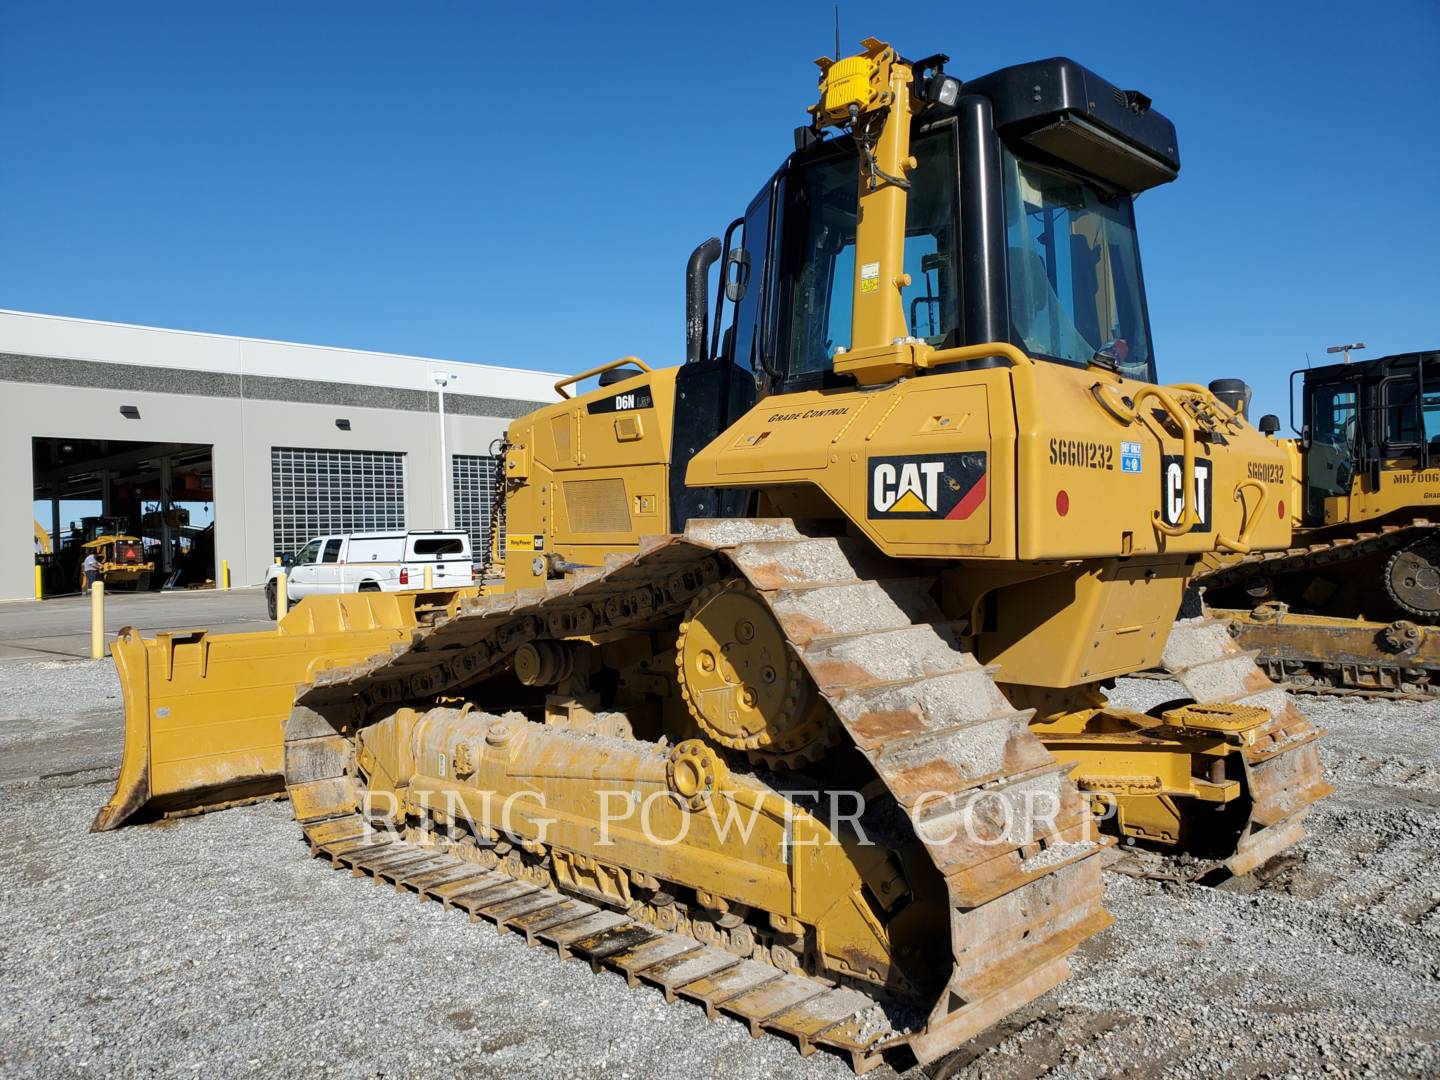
[1049,438,1113,470]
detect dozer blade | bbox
[92,590,467,831]
[1194,518,1440,701]
[1214,605,1440,700]
[278,520,1112,1071]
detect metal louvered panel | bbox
[270,447,405,556]
[453,454,503,560]
[563,478,631,534]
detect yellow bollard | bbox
[34,565,43,600]
[423,564,433,590]
[91,581,105,659]
[220,559,230,590]
[275,571,288,619]
[274,556,282,565]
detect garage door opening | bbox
[33,438,216,595]
[270,447,405,558]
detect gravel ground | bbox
[0,661,1437,1078]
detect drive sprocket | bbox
[1386,536,1440,620]
[674,578,833,764]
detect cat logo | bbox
[868,451,988,520]
[1159,455,1213,534]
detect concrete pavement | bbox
[0,588,273,661]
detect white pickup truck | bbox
[265,530,475,618]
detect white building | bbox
[1,309,561,601]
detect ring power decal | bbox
[868,452,988,520]
[1160,455,1213,533]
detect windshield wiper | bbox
[1091,339,1132,373]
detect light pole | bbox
[432,371,455,527]
[1326,341,1367,365]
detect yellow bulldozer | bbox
[1198,349,1440,697]
[92,41,1328,1070]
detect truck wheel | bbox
[266,582,277,620]
[358,581,380,592]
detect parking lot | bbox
[0,589,271,662]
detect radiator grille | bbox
[563,478,631,534]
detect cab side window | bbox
[730,182,776,375]
[321,539,342,563]
[777,128,959,387]
[294,540,321,566]
[1381,378,1440,452]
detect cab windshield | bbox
[1002,149,1155,381]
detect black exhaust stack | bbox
[686,237,722,365]
[1209,378,1252,420]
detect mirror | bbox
[724,248,750,303]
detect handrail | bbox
[1215,479,1267,554]
[1169,382,1245,431]
[918,341,1035,369]
[1170,382,1222,403]
[1140,388,1200,537]
[553,356,652,400]
[1092,383,1200,538]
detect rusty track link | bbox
[1135,650,1440,701]
[1211,608,1440,702]
[1191,519,1440,702]
[280,519,1111,1070]
[1154,618,1332,877]
[1193,518,1435,595]
[1271,679,1440,702]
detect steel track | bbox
[279,520,1111,1069]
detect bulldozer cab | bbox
[1298,350,1440,525]
[78,515,133,544]
[700,57,1169,403]
[671,56,1176,533]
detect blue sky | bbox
[2,2,1436,422]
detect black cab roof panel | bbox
[964,57,1180,193]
